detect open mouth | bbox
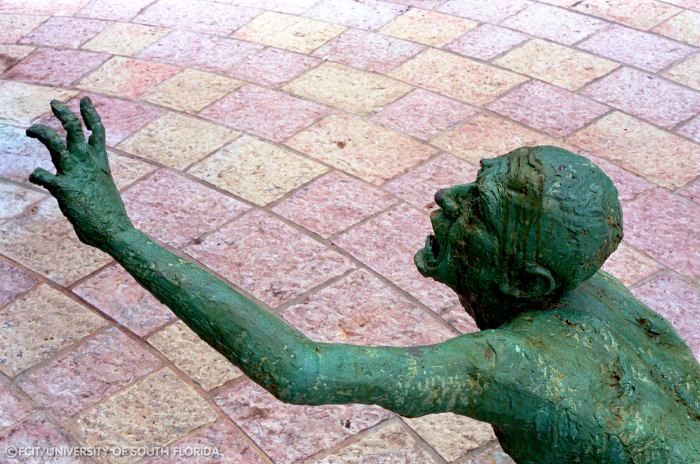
[415,209,453,276]
[424,234,442,266]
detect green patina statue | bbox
[25,99,700,463]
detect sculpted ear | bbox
[499,263,557,300]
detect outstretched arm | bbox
[27,99,520,419]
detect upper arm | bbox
[306,330,528,418]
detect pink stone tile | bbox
[0,374,33,427]
[138,30,264,73]
[122,169,249,248]
[383,153,479,212]
[73,264,174,336]
[50,93,161,146]
[582,67,700,129]
[230,47,320,88]
[215,378,390,464]
[602,242,663,285]
[677,113,700,143]
[445,24,528,60]
[145,418,268,464]
[186,210,354,308]
[390,0,444,7]
[0,258,38,307]
[304,0,407,30]
[334,203,458,311]
[502,3,607,45]
[678,177,700,205]
[438,0,531,23]
[134,0,260,36]
[227,0,318,14]
[18,16,108,48]
[272,171,396,238]
[582,154,653,202]
[624,188,700,278]
[76,0,155,20]
[632,272,700,357]
[16,327,160,419]
[438,305,479,334]
[0,0,89,15]
[0,413,83,463]
[371,89,478,141]
[312,29,423,73]
[578,25,694,72]
[0,124,54,184]
[488,80,609,138]
[3,48,108,86]
[200,85,330,142]
[282,269,455,346]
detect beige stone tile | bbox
[404,414,495,461]
[0,81,76,125]
[431,113,559,164]
[108,152,156,190]
[664,54,700,90]
[0,285,107,377]
[567,111,700,188]
[283,62,411,115]
[0,200,113,286]
[0,44,35,72]
[574,0,680,30]
[0,181,43,222]
[148,321,242,391]
[287,113,437,184]
[77,56,180,99]
[655,10,700,47]
[380,8,477,47]
[189,135,327,206]
[117,112,239,169]
[232,11,346,53]
[0,14,48,43]
[389,48,527,105]
[314,420,439,463]
[73,368,217,463]
[494,39,618,91]
[82,22,170,56]
[142,69,243,113]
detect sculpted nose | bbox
[435,189,448,207]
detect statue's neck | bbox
[459,289,562,330]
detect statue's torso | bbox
[472,272,700,464]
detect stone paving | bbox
[0,0,699,462]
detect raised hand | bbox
[27,98,133,250]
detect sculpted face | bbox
[414,147,624,327]
[414,171,500,301]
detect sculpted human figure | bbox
[25,99,700,463]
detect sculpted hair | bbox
[476,146,623,297]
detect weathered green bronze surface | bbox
[27,99,700,463]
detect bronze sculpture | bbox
[25,99,700,463]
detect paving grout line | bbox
[1,3,700,458]
[298,416,402,463]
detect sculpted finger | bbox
[26,124,69,172]
[29,168,60,192]
[79,96,106,149]
[50,100,87,154]
[26,124,67,155]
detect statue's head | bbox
[415,146,623,328]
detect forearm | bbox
[104,229,496,416]
[105,227,318,401]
